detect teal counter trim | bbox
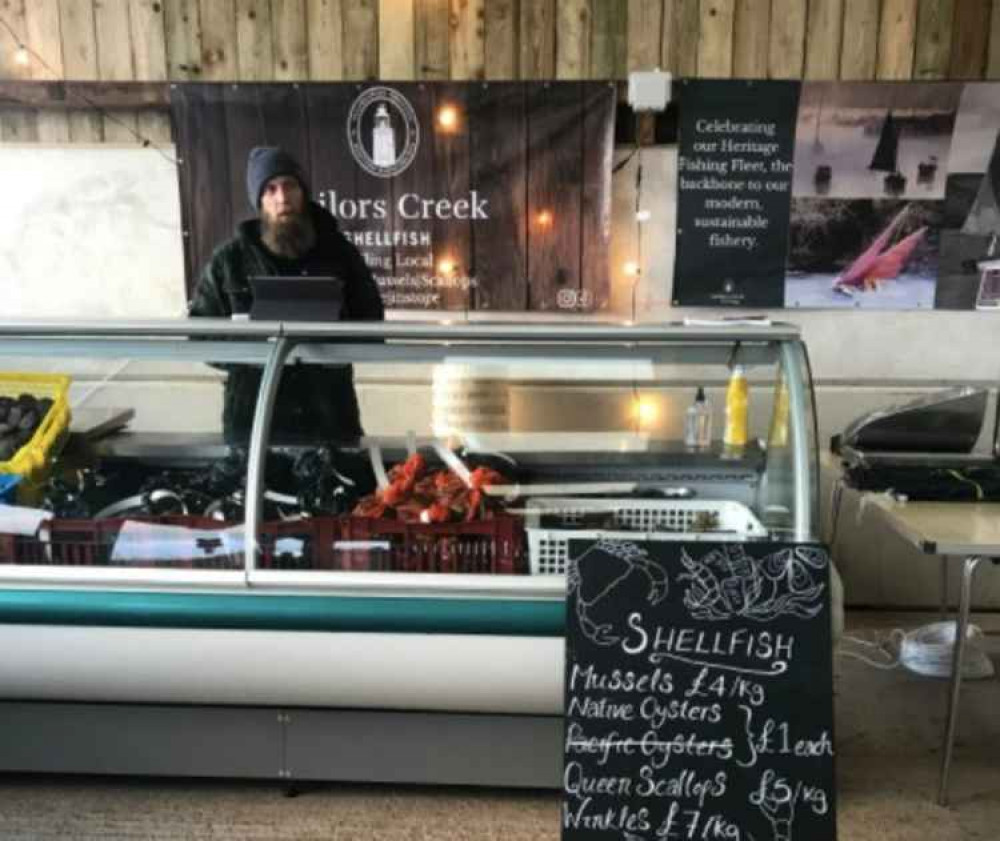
[0,589,567,636]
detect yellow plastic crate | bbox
[0,372,72,500]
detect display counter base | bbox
[0,701,563,788]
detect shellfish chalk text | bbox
[622,613,794,677]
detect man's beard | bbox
[261,209,316,258]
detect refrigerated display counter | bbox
[0,318,820,786]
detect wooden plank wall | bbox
[0,0,998,144]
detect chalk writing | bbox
[562,539,836,840]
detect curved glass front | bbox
[0,324,817,591]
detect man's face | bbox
[259,175,305,226]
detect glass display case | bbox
[0,318,819,786]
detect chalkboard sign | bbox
[563,539,836,841]
[673,79,800,308]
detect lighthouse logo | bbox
[347,86,420,179]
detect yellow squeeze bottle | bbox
[723,365,749,449]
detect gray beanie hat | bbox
[246,146,310,210]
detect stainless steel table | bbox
[872,498,1000,806]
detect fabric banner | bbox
[170,82,615,313]
[672,79,801,307]
[672,78,1000,311]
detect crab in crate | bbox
[680,544,827,622]
[569,538,669,647]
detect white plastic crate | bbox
[525,497,767,576]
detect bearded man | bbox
[189,146,384,444]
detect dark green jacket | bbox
[189,202,384,444]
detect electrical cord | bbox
[0,14,177,165]
[629,114,643,431]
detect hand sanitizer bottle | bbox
[684,387,712,450]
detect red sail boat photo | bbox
[833,205,927,295]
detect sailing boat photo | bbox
[793,82,960,201]
[869,111,907,195]
[833,205,927,295]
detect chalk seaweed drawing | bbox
[681,545,826,622]
[568,539,669,646]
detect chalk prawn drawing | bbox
[568,539,669,646]
[680,545,826,622]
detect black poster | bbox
[562,539,836,841]
[170,82,614,313]
[673,80,801,307]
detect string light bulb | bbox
[535,210,553,228]
[632,395,658,428]
[438,258,456,275]
[623,261,640,277]
[437,105,459,131]
[635,209,651,223]
[14,44,29,67]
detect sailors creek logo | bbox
[347,86,420,179]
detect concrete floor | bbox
[0,610,996,840]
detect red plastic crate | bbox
[5,516,242,569]
[332,514,525,574]
[0,514,526,574]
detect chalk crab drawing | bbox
[568,539,669,646]
[680,544,826,622]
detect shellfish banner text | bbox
[171,82,615,313]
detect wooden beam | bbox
[199,0,238,80]
[130,0,171,144]
[949,0,991,80]
[379,0,416,79]
[876,0,917,80]
[698,0,734,78]
[989,0,1000,79]
[342,0,378,79]
[590,0,627,78]
[95,0,138,141]
[556,0,591,80]
[25,0,68,142]
[59,0,102,141]
[0,0,39,142]
[164,0,204,79]
[627,0,663,72]
[236,0,274,80]
[484,0,516,79]
[840,0,880,79]
[520,0,555,78]
[805,0,844,79]
[415,0,450,79]
[668,0,701,76]
[733,0,769,77]
[769,0,808,78]
[450,0,485,80]
[0,81,170,109]
[307,0,344,80]
[913,0,953,80]
[273,0,310,79]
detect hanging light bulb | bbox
[437,105,459,131]
[623,260,640,277]
[535,210,553,229]
[635,209,651,223]
[631,395,658,427]
[438,258,456,275]
[14,45,29,67]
